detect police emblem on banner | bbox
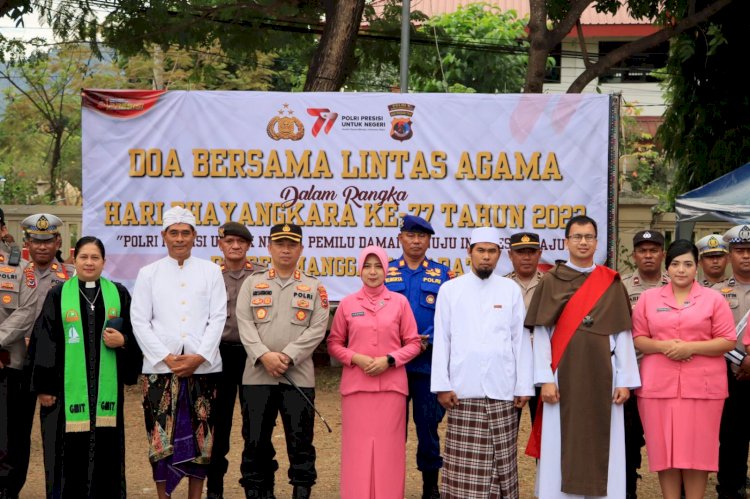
[388,103,415,142]
[267,104,304,141]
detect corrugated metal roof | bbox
[401,0,655,25]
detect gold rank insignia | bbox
[0,255,5,262]
[425,295,435,304]
[256,308,267,319]
[56,272,67,279]
[255,283,270,289]
[296,310,307,321]
[293,269,301,280]
[722,287,732,293]
[1,295,10,304]
[269,269,277,279]
[521,235,530,243]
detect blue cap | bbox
[400,215,434,235]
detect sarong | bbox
[141,373,218,494]
[442,398,519,499]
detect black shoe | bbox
[292,485,311,499]
[207,493,223,499]
[422,470,440,499]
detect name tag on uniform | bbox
[656,307,670,312]
[493,304,503,308]
[351,311,365,317]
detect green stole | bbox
[62,277,121,432]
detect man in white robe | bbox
[526,215,640,499]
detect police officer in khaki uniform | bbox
[714,224,750,499]
[505,231,544,425]
[236,223,328,499]
[504,231,544,310]
[697,234,729,286]
[207,222,267,499]
[620,229,668,499]
[621,230,669,308]
[15,213,74,498]
[0,208,38,499]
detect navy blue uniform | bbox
[385,257,452,472]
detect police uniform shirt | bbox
[0,250,39,369]
[385,257,452,374]
[220,260,266,343]
[236,268,328,388]
[713,276,750,350]
[28,261,74,322]
[504,270,543,310]
[621,270,670,308]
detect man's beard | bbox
[474,268,493,280]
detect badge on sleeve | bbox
[318,285,329,309]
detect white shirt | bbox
[131,255,227,374]
[431,271,534,400]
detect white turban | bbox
[470,226,501,246]
[163,206,196,230]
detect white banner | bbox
[82,91,616,300]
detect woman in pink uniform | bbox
[327,245,421,499]
[632,239,735,499]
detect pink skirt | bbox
[341,391,407,499]
[638,397,724,472]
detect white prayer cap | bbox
[162,206,196,230]
[470,226,501,246]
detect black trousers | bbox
[624,392,645,496]
[206,343,248,495]
[0,367,24,497]
[240,384,316,491]
[717,367,750,498]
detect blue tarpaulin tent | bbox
[675,162,750,239]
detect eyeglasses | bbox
[567,234,596,243]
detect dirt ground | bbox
[20,366,729,498]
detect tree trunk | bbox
[304,0,366,91]
[49,126,64,203]
[566,0,734,93]
[152,44,165,90]
[524,0,550,93]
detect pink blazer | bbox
[632,281,736,399]
[327,288,421,396]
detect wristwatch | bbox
[386,354,396,368]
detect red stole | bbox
[525,265,617,458]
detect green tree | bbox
[658,1,750,203]
[35,0,364,92]
[0,41,126,202]
[525,0,734,93]
[410,3,529,93]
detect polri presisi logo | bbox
[307,108,338,137]
[267,104,304,141]
[388,103,415,141]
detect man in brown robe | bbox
[525,215,640,498]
